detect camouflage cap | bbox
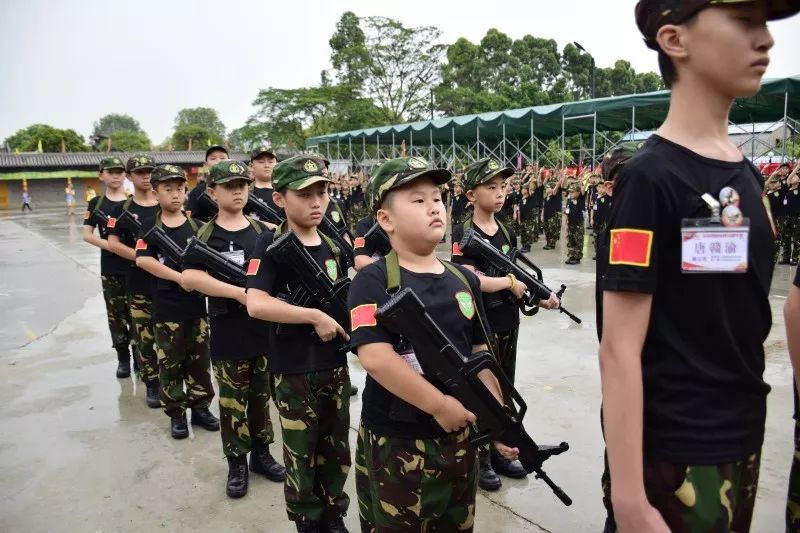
[207,160,252,186]
[249,146,277,162]
[99,155,125,171]
[150,164,186,184]
[272,155,331,191]
[635,0,800,49]
[462,158,515,191]
[370,156,451,211]
[205,145,229,160]
[126,153,155,172]
[567,183,582,193]
[602,144,640,183]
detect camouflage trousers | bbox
[642,453,761,533]
[594,223,609,259]
[356,423,477,532]
[100,275,131,350]
[781,215,800,263]
[154,318,214,418]
[493,328,519,388]
[213,354,274,458]
[531,208,542,242]
[544,213,561,248]
[130,294,158,383]
[786,420,800,532]
[566,222,585,260]
[518,218,536,249]
[776,217,788,262]
[272,366,351,522]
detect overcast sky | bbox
[1,0,798,145]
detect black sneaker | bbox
[226,455,249,498]
[478,454,501,491]
[491,454,528,479]
[191,407,220,431]
[295,520,321,533]
[325,516,349,533]
[145,380,161,408]
[250,442,287,482]
[115,347,131,378]
[171,414,189,439]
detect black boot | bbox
[226,455,249,498]
[325,516,349,533]
[145,380,161,408]
[250,441,287,482]
[191,407,220,431]
[478,453,501,491]
[115,347,131,378]
[350,384,359,397]
[295,520,321,533]
[491,453,528,479]
[171,414,188,439]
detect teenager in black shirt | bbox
[186,145,229,222]
[107,154,160,407]
[183,160,286,499]
[247,146,281,230]
[246,156,351,532]
[347,156,518,531]
[601,2,795,531]
[785,264,800,528]
[135,164,218,440]
[82,156,134,377]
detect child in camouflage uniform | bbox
[135,164,219,440]
[564,183,586,265]
[348,156,520,532]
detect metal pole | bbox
[530,115,534,163]
[592,112,597,170]
[591,57,596,100]
[410,130,414,153]
[477,123,480,159]
[392,132,396,157]
[502,123,507,166]
[337,139,340,161]
[782,91,789,160]
[362,136,366,163]
[327,142,331,161]
[451,126,456,168]
[348,138,353,170]
[561,115,565,166]
[376,134,380,160]
[429,129,434,165]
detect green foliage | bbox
[92,113,144,139]
[174,107,226,138]
[108,130,151,152]
[4,124,88,152]
[172,124,224,151]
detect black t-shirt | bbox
[565,194,585,224]
[354,215,390,259]
[326,199,348,232]
[520,195,535,220]
[246,231,347,374]
[767,186,785,219]
[84,195,130,276]
[108,200,159,296]
[451,220,519,332]
[785,187,800,216]
[531,183,544,208]
[348,258,490,439]
[186,181,216,223]
[603,134,774,464]
[183,221,268,360]
[594,195,612,228]
[451,194,470,223]
[543,189,563,219]
[136,216,207,322]
[500,192,517,218]
[350,187,365,211]
[248,185,285,221]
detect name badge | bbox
[681,219,749,274]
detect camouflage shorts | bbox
[643,452,761,533]
[100,274,131,350]
[356,423,477,532]
[272,366,351,523]
[130,293,157,382]
[154,318,214,418]
[213,355,274,458]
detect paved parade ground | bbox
[0,208,795,532]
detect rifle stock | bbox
[245,195,284,225]
[318,216,355,271]
[459,229,581,324]
[142,225,185,267]
[374,288,571,506]
[364,222,391,255]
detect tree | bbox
[172,124,224,151]
[92,113,144,138]
[329,11,370,87]
[108,131,151,152]
[4,124,88,152]
[174,107,226,138]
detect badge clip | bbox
[701,193,721,223]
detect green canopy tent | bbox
[308,75,800,168]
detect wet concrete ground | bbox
[0,208,795,532]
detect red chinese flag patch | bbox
[107,217,117,228]
[135,239,147,251]
[247,259,261,276]
[609,229,653,267]
[351,304,377,331]
[452,242,463,256]
[354,236,366,249]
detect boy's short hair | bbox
[205,145,229,161]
